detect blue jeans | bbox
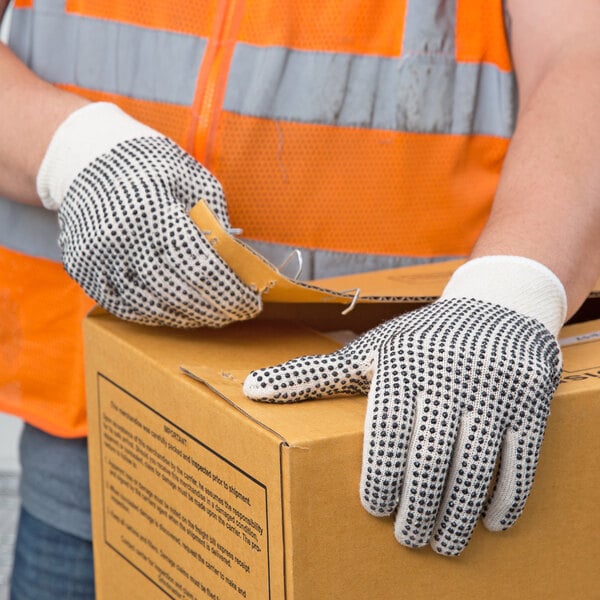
[10,507,95,600]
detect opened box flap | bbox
[190,200,458,307]
[190,200,599,332]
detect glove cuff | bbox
[36,102,160,210]
[441,256,567,336]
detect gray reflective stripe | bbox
[9,2,515,136]
[453,63,516,135]
[0,197,61,262]
[225,45,515,137]
[0,196,455,271]
[241,238,458,281]
[402,0,516,135]
[9,5,205,106]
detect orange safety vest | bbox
[1,0,515,436]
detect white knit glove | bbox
[37,102,261,327]
[244,256,566,555]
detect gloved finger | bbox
[429,415,502,556]
[243,348,373,403]
[393,390,461,549]
[483,425,545,532]
[160,208,262,322]
[359,352,416,517]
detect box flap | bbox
[190,200,451,306]
[190,200,600,306]
[189,200,600,330]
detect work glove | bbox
[37,102,261,327]
[244,256,566,555]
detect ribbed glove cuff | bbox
[441,256,567,336]
[36,102,159,210]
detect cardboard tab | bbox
[190,201,359,305]
[179,365,290,444]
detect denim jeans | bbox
[10,507,95,600]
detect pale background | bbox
[0,5,23,599]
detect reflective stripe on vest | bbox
[10,3,514,138]
[241,238,458,281]
[0,197,61,261]
[9,5,207,107]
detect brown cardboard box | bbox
[85,263,600,600]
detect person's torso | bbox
[1,0,516,436]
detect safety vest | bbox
[1,0,515,436]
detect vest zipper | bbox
[186,0,246,168]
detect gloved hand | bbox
[244,256,566,555]
[36,102,261,327]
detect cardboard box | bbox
[85,263,600,600]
